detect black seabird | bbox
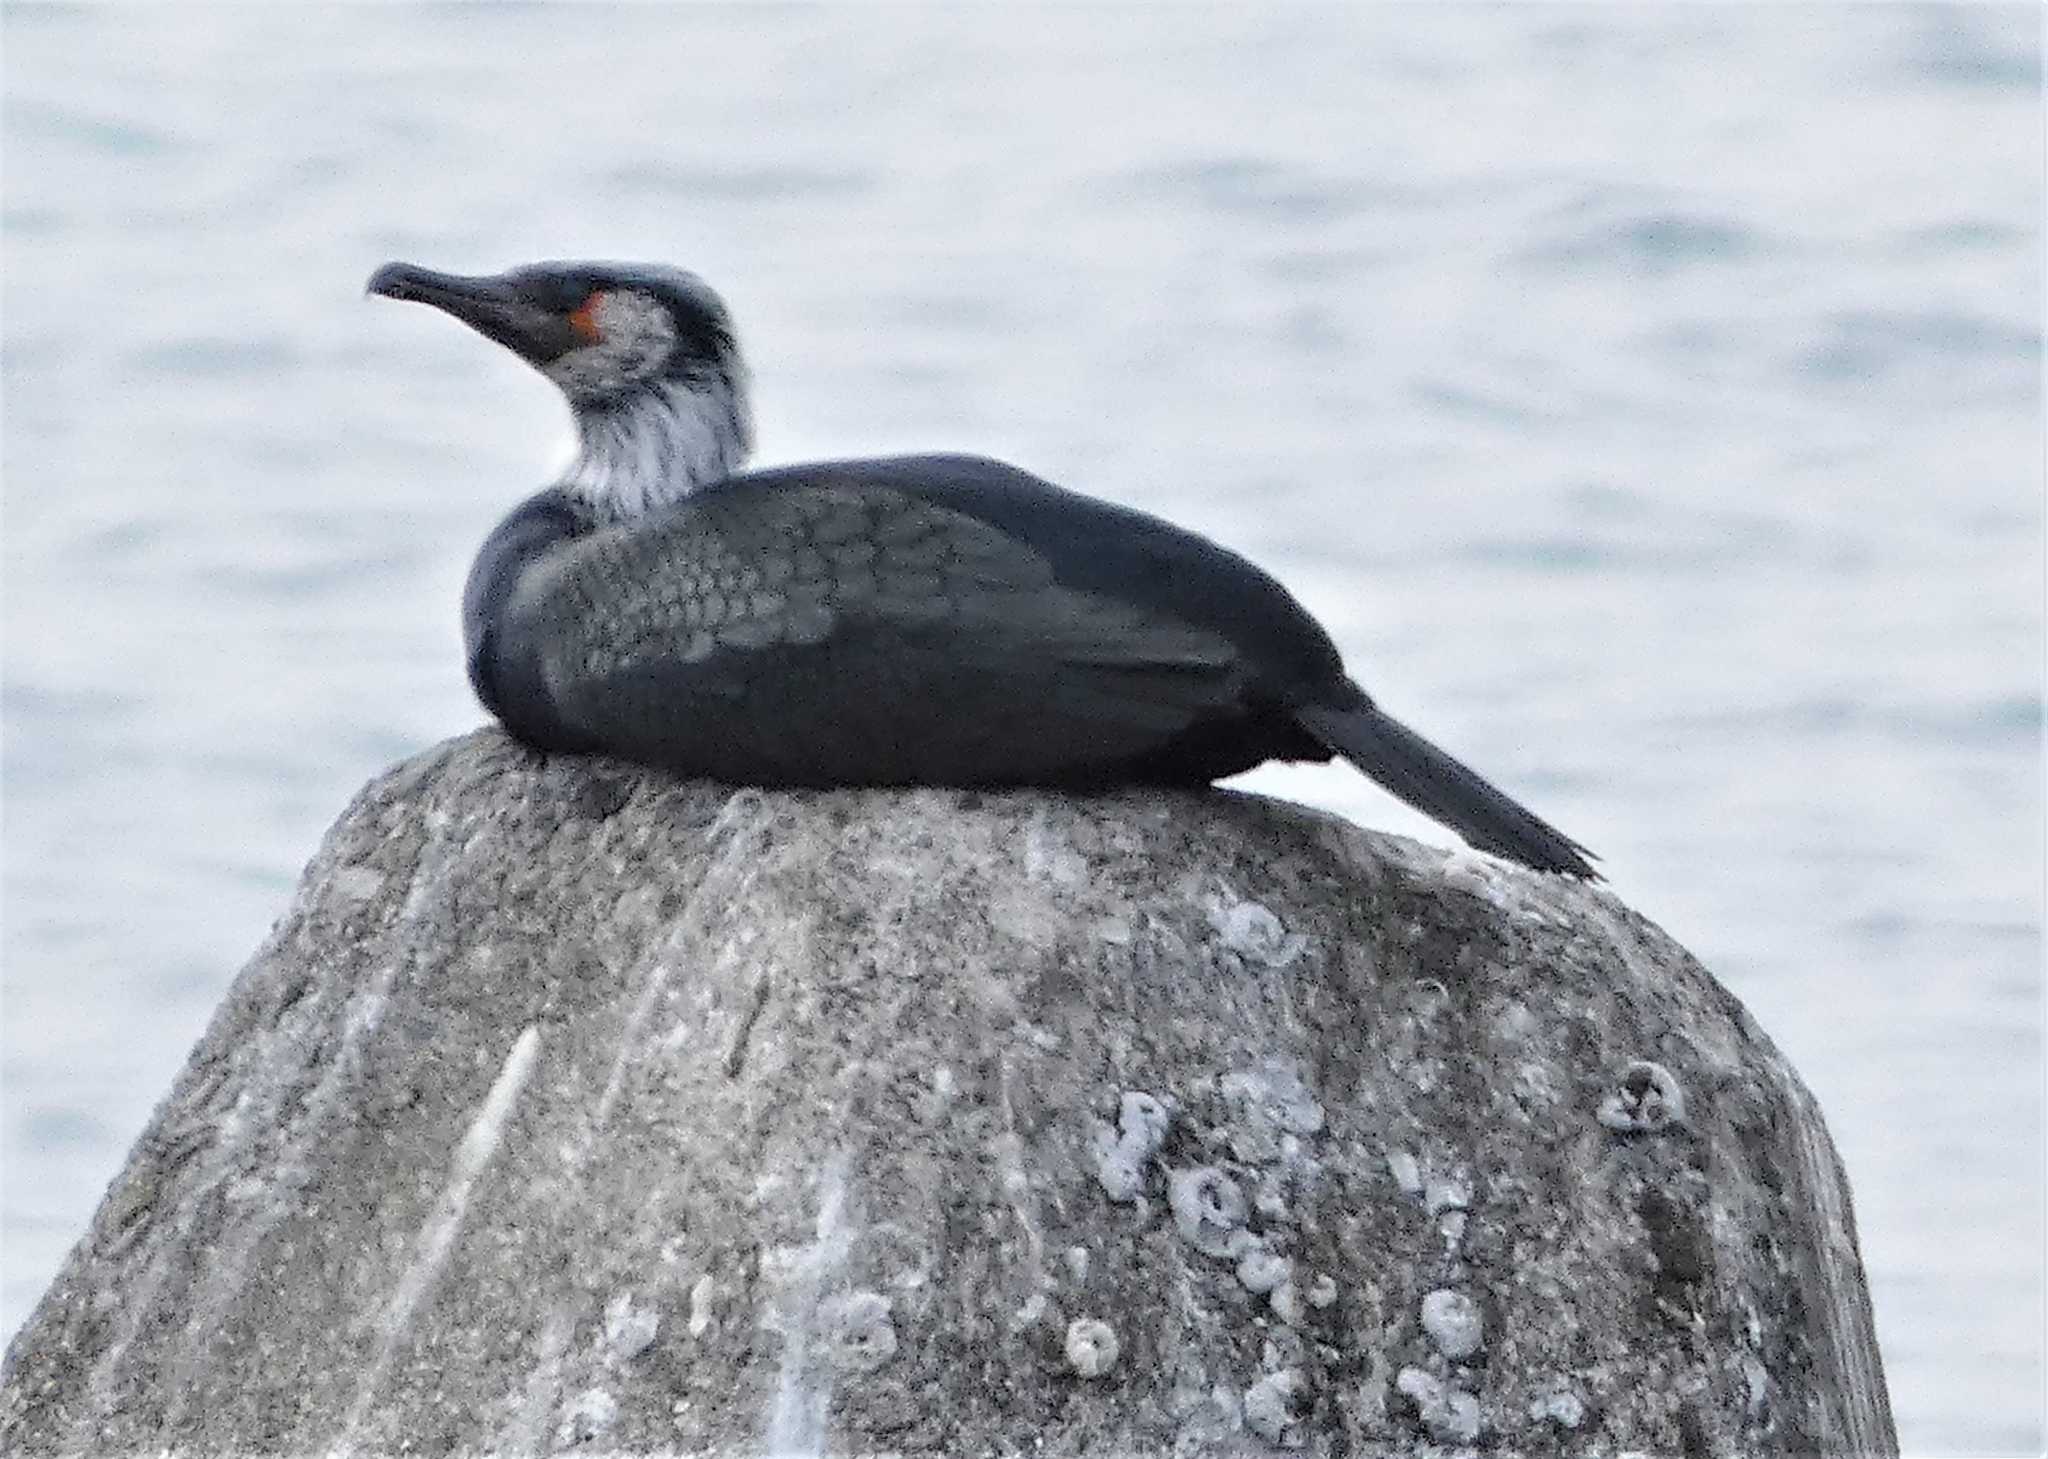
[367,259,1597,878]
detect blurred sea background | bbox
[2,5,2040,1451]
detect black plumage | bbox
[371,259,1597,878]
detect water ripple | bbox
[1653,694,2043,745]
[124,337,302,379]
[604,161,875,201]
[1520,209,1765,274]
[1109,156,1427,222]
[1903,11,2041,90]
[1,99,180,156]
[1799,310,2042,383]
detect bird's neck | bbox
[558,373,753,521]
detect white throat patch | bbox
[559,373,754,522]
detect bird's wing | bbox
[510,481,1252,783]
[731,453,1348,690]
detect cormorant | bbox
[367,259,1596,878]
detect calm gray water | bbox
[3,6,2040,1451]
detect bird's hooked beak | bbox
[366,261,582,366]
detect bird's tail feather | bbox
[1294,700,1597,879]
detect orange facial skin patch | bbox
[569,292,605,343]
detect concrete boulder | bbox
[0,729,1895,1456]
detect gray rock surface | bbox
[0,729,1895,1456]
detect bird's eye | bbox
[568,290,606,344]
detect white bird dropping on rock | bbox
[1236,1243,1292,1295]
[1530,1387,1587,1429]
[1244,1368,1310,1446]
[1397,1367,1481,1445]
[1386,1148,1423,1197]
[1420,1287,1484,1359]
[687,1274,717,1338]
[602,1290,659,1361]
[1206,897,1308,969]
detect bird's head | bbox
[368,259,740,407]
[369,259,753,515]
